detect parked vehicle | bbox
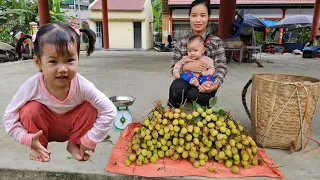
[0,39,34,63]
[154,34,174,52]
[0,41,17,62]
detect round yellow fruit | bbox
[174,108,181,114]
[186,114,193,120]
[168,112,174,119]
[193,161,200,168]
[211,114,218,121]
[205,115,212,122]
[192,111,199,117]
[124,159,131,166]
[134,127,140,133]
[197,108,204,114]
[206,109,213,115]
[173,113,180,119]
[207,166,214,172]
[197,121,203,127]
[231,166,239,174]
[251,159,258,166]
[225,160,233,168]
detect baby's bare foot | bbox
[30,149,50,162]
[190,77,199,87]
[67,141,90,161]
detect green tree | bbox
[3,0,68,32]
[152,0,162,41]
[0,0,68,43]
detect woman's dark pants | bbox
[168,79,217,108]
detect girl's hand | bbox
[198,82,219,93]
[31,130,51,159]
[79,142,95,158]
[183,61,206,73]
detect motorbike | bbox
[0,41,17,62]
[153,34,174,52]
[0,40,33,63]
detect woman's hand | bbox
[198,82,219,93]
[183,61,207,73]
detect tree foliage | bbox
[152,0,162,41]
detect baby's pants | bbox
[180,72,215,85]
[19,101,97,148]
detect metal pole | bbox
[77,0,82,44]
[77,0,82,28]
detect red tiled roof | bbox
[91,0,146,10]
[168,0,315,5]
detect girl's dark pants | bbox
[168,79,217,108]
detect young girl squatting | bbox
[3,23,117,162]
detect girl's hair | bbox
[15,22,96,59]
[189,0,211,17]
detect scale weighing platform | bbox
[109,95,136,130]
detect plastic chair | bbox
[226,9,244,38]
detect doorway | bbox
[96,21,103,49]
[133,22,142,48]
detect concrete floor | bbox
[0,51,319,180]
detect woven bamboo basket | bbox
[242,73,320,151]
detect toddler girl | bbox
[3,22,117,162]
[172,35,215,87]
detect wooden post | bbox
[218,0,236,40]
[310,0,320,40]
[101,0,110,49]
[38,0,50,26]
[278,8,287,44]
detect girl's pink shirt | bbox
[3,72,117,149]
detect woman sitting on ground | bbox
[168,0,228,108]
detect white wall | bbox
[108,21,134,48]
[142,0,154,49]
[286,8,314,16]
[61,8,90,19]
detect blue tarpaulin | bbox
[261,19,277,27]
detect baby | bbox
[173,35,215,87]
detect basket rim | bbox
[252,72,320,85]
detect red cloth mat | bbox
[105,122,284,179]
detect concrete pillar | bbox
[310,0,320,40]
[278,8,287,44]
[38,0,50,26]
[162,0,169,43]
[162,12,169,43]
[101,0,110,49]
[218,0,236,40]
